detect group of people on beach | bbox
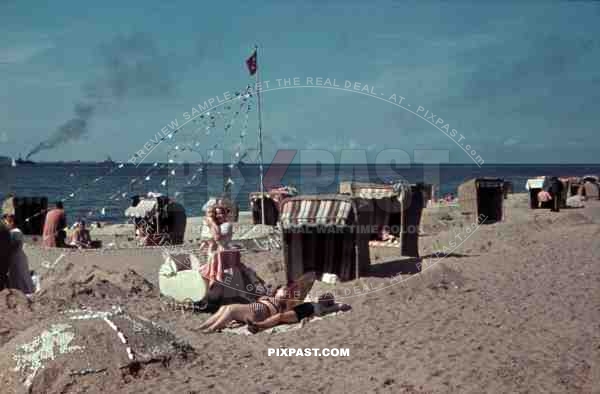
[41,201,94,248]
[197,200,352,333]
[3,193,352,333]
[0,198,95,295]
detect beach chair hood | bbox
[338,181,410,200]
[526,176,549,191]
[124,199,157,218]
[279,194,356,228]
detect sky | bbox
[0,1,599,164]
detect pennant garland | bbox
[21,82,256,224]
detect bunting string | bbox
[18,84,255,226]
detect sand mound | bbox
[0,309,195,394]
[0,288,32,314]
[559,211,594,226]
[0,289,37,347]
[37,263,157,307]
[426,265,467,291]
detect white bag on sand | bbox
[158,253,207,303]
[566,195,585,208]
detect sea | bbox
[1,162,599,223]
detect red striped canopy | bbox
[279,195,355,227]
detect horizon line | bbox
[2,161,600,166]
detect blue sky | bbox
[0,1,599,164]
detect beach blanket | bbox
[222,310,343,336]
[369,239,401,247]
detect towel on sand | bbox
[222,311,343,336]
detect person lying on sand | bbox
[246,293,351,334]
[199,286,289,333]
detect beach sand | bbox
[2,194,599,393]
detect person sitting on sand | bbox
[2,214,35,294]
[70,220,92,249]
[199,286,290,333]
[42,201,67,247]
[246,292,351,334]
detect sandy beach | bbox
[1,193,599,393]
[2,2,599,392]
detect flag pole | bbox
[255,44,266,225]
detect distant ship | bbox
[15,155,35,165]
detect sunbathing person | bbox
[246,293,351,334]
[199,286,290,333]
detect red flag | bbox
[246,49,257,76]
